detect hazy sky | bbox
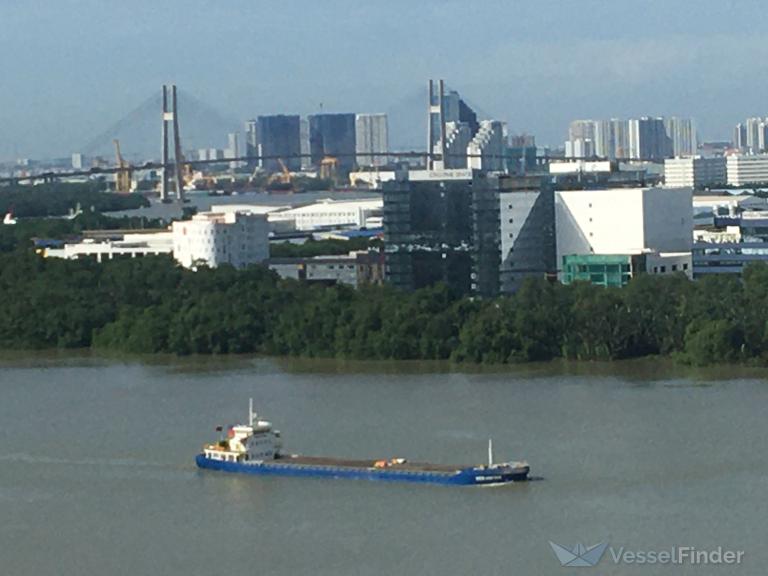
[2,0,767,159]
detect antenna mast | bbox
[488,438,494,467]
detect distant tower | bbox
[427,79,447,170]
[160,84,185,203]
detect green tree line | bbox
[0,251,765,366]
[269,237,381,258]
[0,182,148,218]
[0,213,165,253]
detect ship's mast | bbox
[249,398,254,426]
[488,438,494,467]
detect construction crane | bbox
[277,159,292,184]
[266,159,295,193]
[320,156,338,183]
[112,139,132,194]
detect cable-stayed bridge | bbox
[80,88,241,161]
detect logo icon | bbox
[549,542,609,567]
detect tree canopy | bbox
[0,250,764,367]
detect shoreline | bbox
[1,348,767,381]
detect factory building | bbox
[266,199,382,231]
[555,186,693,284]
[44,231,174,263]
[664,157,726,189]
[726,154,768,186]
[499,176,556,293]
[171,211,270,269]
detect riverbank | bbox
[3,348,767,384]
[2,251,768,367]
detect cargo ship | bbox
[195,401,530,486]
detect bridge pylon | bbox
[160,84,185,203]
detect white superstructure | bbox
[202,400,282,464]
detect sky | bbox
[2,0,768,160]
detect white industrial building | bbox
[549,160,614,175]
[45,231,174,262]
[664,157,726,188]
[172,211,269,269]
[726,154,768,186]
[555,186,693,277]
[692,194,767,217]
[266,198,383,231]
[467,120,506,171]
[355,113,388,167]
[44,210,270,270]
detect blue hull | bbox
[195,455,527,486]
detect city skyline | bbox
[4,0,768,159]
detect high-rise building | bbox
[612,119,631,159]
[299,118,311,170]
[257,115,301,172]
[745,117,765,154]
[443,122,473,169]
[499,176,556,293]
[568,120,597,144]
[71,153,86,170]
[628,117,672,161]
[443,90,479,136]
[734,123,747,151]
[226,133,240,169]
[593,120,615,160]
[565,138,595,159]
[245,120,258,162]
[507,134,537,175]
[664,117,698,157]
[382,172,502,296]
[355,113,388,167]
[308,113,357,171]
[468,120,506,171]
[567,117,693,160]
[426,80,480,170]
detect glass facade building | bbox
[561,254,645,287]
[257,115,302,172]
[383,172,502,296]
[308,113,357,171]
